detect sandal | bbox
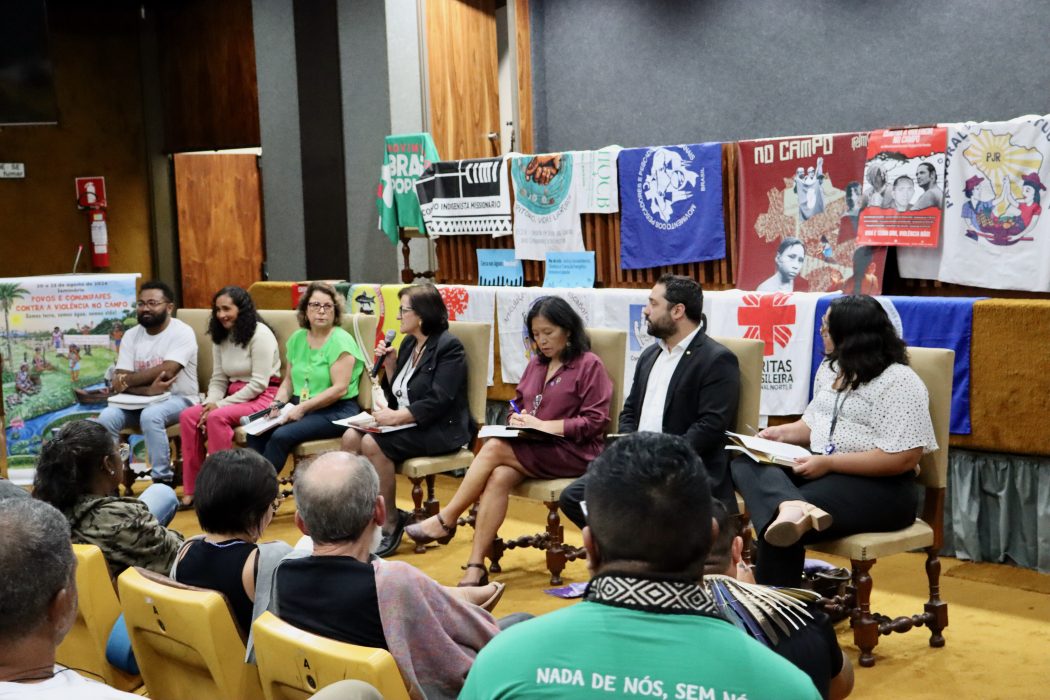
[458,562,490,587]
[405,513,457,546]
[478,582,505,612]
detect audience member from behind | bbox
[271,452,501,700]
[0,499,140,698]
[705,502,853,700]
[171,449,291,638]
[341,283,473,557]
[33,420,183,577]
[731,295,936,587]
[461,432,820,700]
[177,287,282,509]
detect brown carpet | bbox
[170,474,1050,700]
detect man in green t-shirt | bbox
[461,433,822,700]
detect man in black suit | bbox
[559,274,740,528]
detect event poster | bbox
[857,127,947,247]
[414,157,512,237]
[933,117,1050,292]
[2,274,139,466]
[736,133,887,294]
[618,143,725,269]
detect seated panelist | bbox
[560,274,740,529]
[247,282,366,472]
[406,296,612,586]
[340,283,472,558]
[177,287,282,509]
[731,295,937,587]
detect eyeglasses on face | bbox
[398,306,414,317]
[307,302,335,312]
[136,300,168,309]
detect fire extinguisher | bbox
[89,210,109,268]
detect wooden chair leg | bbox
[924,546,948,648]
[851,558,879,667]
[424,474,439,516]
[122,453,136,496]
[488,536,505,573]
[736,511,753,566]
[544,500,567,586]
[409,477,425,521]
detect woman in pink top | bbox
[407,296,612,586]
[178,287,282,509]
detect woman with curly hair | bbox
[177,286,282,509]
[33,419,183,576]
[731,295,937,587]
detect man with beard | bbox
[559,275,740,527]
[96,281,198,486]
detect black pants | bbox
[559,460,739,531]
[730,454,917,587]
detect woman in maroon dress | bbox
[405,296,612,586]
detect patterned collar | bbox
[585,571,720,618]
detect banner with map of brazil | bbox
[2,274,139,467]
[898,117,1050,292]
[737,133,887,295]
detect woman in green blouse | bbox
[247,282,366,472]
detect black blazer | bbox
[619,329,740,502]
[381,330,473,454]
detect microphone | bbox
[370,330,398,378]
[239,401,283,426]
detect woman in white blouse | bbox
[178,287,282,509]
[731,295,937,587]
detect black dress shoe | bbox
[375,512,407,558]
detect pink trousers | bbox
[179,380,279,496]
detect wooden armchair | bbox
[810,346,954,667]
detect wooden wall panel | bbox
[157,0,260,152]
[174,154,263,309]
[0,2,152,279]
[514,0,534,153]
[425,0,501,160]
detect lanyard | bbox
[824,389,850,455]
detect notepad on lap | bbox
[242,403,296,436]
[107,392,172,410]
[724,431,813,467]
[478,424,562,440]
[332,413,417,434]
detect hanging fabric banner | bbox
[414,157,512,237]
[435,285,496,386]
[377,133,439,244]
[736,133,885,294]
[932,117,1050,292]
[618,142,725,269]
[509,153,584,260]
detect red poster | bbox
[856,127,947,247]
[736,133,886,295]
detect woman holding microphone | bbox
[341,283,473,557]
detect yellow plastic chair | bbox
[55,544,142,692]
[252,612,410,700]
[117,567,263,700]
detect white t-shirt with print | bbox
[115,317,199,398]
[0,667,140,698]
[802,360,937,456]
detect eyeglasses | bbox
[398,306,414,317]
[307,302,335,312]
[118,443,130,462]
[136,300,168,309]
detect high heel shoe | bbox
[763,500,832,547]
[458,562,490,587]
[405,513,457,546]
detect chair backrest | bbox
[905,347,954,489]
[710,336,764,433]
[587,329,627,433]
[257,309,300,375]
[447,321,492,426]
[56,545,140,692]
[342,313,378,412]
[175,308,214,392]
[117,567,262,700]
[252,612,410,700]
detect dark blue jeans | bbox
[247,397,361,471]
